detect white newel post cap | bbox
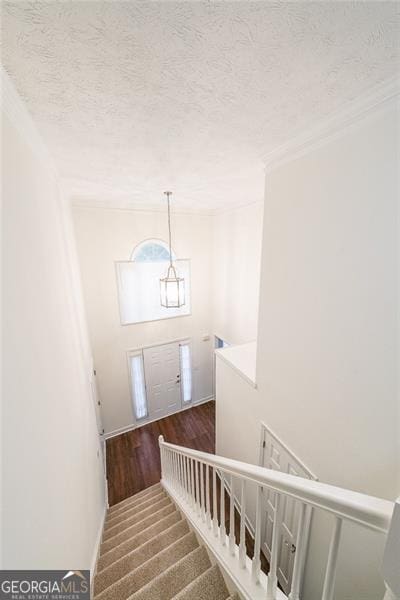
[158,435,164,445]
[382,497,400,600]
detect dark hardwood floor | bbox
[106,400,215,506]
[106,400,270,575]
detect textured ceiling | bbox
[2,1,399,211]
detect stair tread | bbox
[105,490,167,528]
[94,519,189,595]
[108,484,162,516]
[128,546,211,600]
[101,504,175,555]
[172,564,230,600]
[94,532,198,600]
[103,496,172,540]
[97,511,182,572]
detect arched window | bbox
[116,239,190,325]
[132,239,176,262]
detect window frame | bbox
[127,349,148,422]
[131,238,176,262]
[115,258,191,326]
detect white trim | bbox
[70,198,217,216]
[90,505,107,592]
[126,336,192,355]
[1,66,58,180]
[212,198,265,217]
[104,396,215,439]
[264,76,400,173]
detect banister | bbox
[159,439,394,533]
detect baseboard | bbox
[90,504,107,591]
[104,396,215,440]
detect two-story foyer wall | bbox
[72,206,214,435]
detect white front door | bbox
[143,342,182,420]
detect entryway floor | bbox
[106,401,215,506]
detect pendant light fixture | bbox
[160,191,185,308]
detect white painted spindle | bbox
[220,472,226,545]
[206,465,211,529]
[190,458,195,508]
[321,517,343,600]
[239,479,247,568]
[200,462,205,522]
[213,468,218,537]
[267,493,283,599]
[288,502,307,600]
[252,485,262,584]
[183,455,188,502]
[229,474,235,555]
[195,460,200,516]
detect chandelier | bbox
[160,191,185,308]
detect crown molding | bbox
[1,65,58,180]
[212,198,264,217]
[70,195,265,217]
[264,76,400,173]
[70,197,217,217]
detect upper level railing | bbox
[158,436,397,600]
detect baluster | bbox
[173,452,177,487]
[252,485,262,584]
[267,493,283,599]
[195,460,200,516]
[190,458,195,509]
[166,450,170,482]
[178,453,183,495]
[229,474,235,555]
[180,454,185,495]
[200,462,205,521]
[183,455,188,502]
[239,480,247,568]
[288,502,307,600]
[220,472,226,545]
[213,468,218,536]
[206,465,211,529]
[321,517,343,600]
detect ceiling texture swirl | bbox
[2,1,399,211]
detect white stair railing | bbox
[158,435,396,600]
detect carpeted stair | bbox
[94,482,239,600]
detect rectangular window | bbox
[130,353,148,420]
[179,342,192,403]
[115,259,191,325]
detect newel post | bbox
[382,497,400,600]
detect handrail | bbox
[160,440,394,533]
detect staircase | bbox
[94,482,238,600]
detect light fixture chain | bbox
[165,191,173,267]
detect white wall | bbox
[216,100,399,599]
[212,202,264,345]
[72,207,215,435]
[1,75,105,570]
